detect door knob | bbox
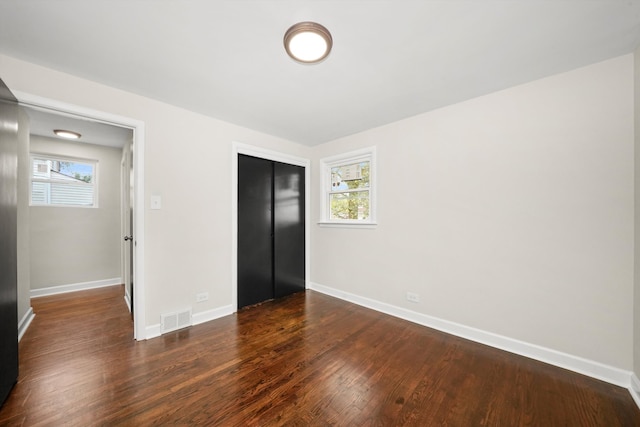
[124,236,133,241]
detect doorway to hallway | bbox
[14,90,146,340]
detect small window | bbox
[320,147,376,227]
[30,155,97,207]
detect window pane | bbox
[31,182,48,204]
[330,191,369,220]
[331,161,369,192]
[31,156,96,207]
[32,159,49,178]
[31,182,94,206]
[50,182,94,206]
[321,147,376,225]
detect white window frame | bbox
[319,146,377,228]
[30,153,99,208]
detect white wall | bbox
[0,54,311,329]
[29,136,122,289]
[2,52,635,374]
[312,55,634,370]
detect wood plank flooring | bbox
[1,285,639,426]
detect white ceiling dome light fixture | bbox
[284,22,333,64]
[53,129,81,139]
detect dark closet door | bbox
[0,78,19,407]
[238,155,274,308]
[273,162,305,298]
[237,155,305,309]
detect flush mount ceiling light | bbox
[53,129,81,140]
[284,22,332,64]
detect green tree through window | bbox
[330,162,370,220]
[320,146,376,226]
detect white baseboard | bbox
[30,277,123,298]
[124,293,132,313]
[18,306,35,342]
[144,304,234,341]
[309,282,633,390]
[193,304,234,326]
[630,374,640,409]
[146,324,161,340]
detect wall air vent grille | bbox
[160,308,192,334]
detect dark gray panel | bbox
[273,162,305,298]
[237,155,274,309]
[0,77,19,407]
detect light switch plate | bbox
[150,195,162,210]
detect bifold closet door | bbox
[237,155,305,310]
[238,155,274,309]
[273,162,305,298]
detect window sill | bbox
[317,221,378,229]
[30,204,98,208]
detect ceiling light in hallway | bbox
[53,129,81,139]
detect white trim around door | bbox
[14,91,147,340]
[231,142,311,312]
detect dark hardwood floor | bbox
[1,285,639,426]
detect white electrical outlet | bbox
[406,292,420,303]
[196,292,209,303]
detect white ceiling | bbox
[1,1,640,146]
[25,106,132,148]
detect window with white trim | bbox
[320,147,376,227]
[30,154,97,207]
